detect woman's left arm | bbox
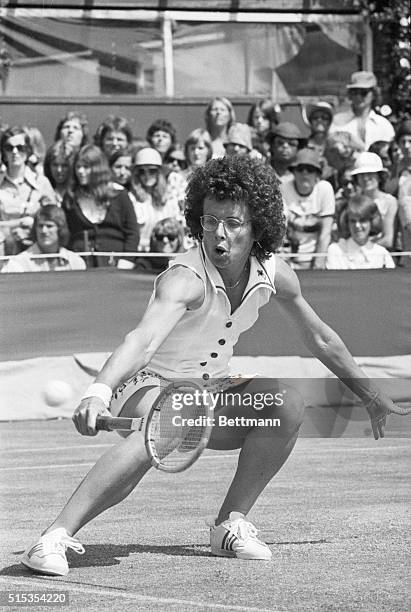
[313,215,334,269]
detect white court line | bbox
[0,455,238,472]
[0,444,113,454]
[0,446,409,472]
[0,577,275,612]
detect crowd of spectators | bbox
[0,70,410,273]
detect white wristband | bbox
[81,383,112,407]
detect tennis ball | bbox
[43,380,73,407]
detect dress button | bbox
[226,321,233,328]
[200,362,207,366]
[202,373,210,380]
[211,353,218,358]
[218,339,226,345]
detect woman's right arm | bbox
[72,266,204,435]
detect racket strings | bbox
[147,387,212,469]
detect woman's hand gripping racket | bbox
[96,380,214,472]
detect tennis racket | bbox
[96,379,214,473]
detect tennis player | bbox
[22,155,398,575]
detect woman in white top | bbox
[326,194,395,270]
[350,152,398,249]
[130,147,182,252]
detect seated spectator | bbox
[183,128,213,176]
[0,127,55,256]
[350,151,398,249]
[330,71,395,149]
[394,119,411,185]
[326,195,395,269]
[135,217,186,273]
[146,119,178,164]
[130,147,181,252]
[223,123,253,157]
[246,98,280,161]
[267,122,305,184]
[54,111,89,152]
[44,141,75,205]
[397,176,411,268]
[108,149,133,192]
[63,145,139,268]
[24,126,47,176]
[94,116,133,160]
[1,204,86,273]
[304,100,334,161]
[164,148,187,175]
[282,148,335,269]
[323,130,364,192]
[204,97,236,158]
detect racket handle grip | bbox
[95,416,132,431]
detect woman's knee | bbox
[277,385,305,433]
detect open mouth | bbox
[215,245,229,255]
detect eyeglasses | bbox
[294,165,318,173]
[4,143,27,154]
[154,233,178,241]
[348,89,372,98]
[274,137,299,148]
[136,167,159,177]
[200,214,251,234]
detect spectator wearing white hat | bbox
[330,71,395,149]
[350,151,398,249]
[282,148,335,269]
[130,147,182,252]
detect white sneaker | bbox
[209,512,272,560]
[21,528,85,576]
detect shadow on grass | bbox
[3,537,332,577]
[2,543,215,576]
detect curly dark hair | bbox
[185,156,286,261]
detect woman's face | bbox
[356,172,379,194]
[202,197,255,272]
[187,140,209,167]
[251,109,270,135]
[75,161,92,187]
[208,101,231,128]
[111,155,132,186]
[60,118,83,148]
[3,134,28,169]
[348,214,371,246]
[36,219,60,252]
[271,136,299,164]
[134,165,160,189]
[102,130,129,157]
[150,130,172,156]
[50,157,70,185]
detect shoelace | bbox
[44,534,85,556]
[228,518,260,542]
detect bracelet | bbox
[81,383,112,407]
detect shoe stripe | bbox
[221,531,231,550]
[226,534,238,551]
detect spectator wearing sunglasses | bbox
[267,122,305,185]
[330,71,395,149]
[0,126,55,256]
[135,217,186,273]
[130,147,181,252]
[282,148,335,269]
